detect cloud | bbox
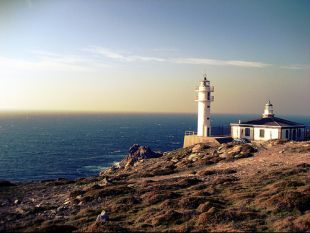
[1,47,307,77]
[0,51,109,76]
[84,47,166,62]
[281,64,310,70]
[150,48,179,52]
[85,46,271,68]
[171,58,270,68]
[85,47,310,69]
[84,47,125,60]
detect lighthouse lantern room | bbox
[196,74,214,137]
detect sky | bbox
[0,0,309,115]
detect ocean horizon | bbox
[0,112,309,182]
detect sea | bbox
[0,113,309,182]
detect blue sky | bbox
[0,0,309,115]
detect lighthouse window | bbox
[207,92,210,100]
[245,128,250,137]
[207,106,210,108]
[207,117,210,120]
[259,129,265,138]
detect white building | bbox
[196,75,214,136]
[230,101,305,141]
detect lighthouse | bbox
[196,75,214,136]
[184,75,232,148]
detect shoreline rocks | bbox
[0,180,16,187]
[100,144,162,176]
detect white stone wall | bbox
[231,126,254,140]
[231,125,305,141]
[253,127,279,141]
[231,126,240,138]
[231,125,280,141]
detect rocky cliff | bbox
[0,140,310,232]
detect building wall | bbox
[281,128,305,140]
[253,127,279,141]
[231,125,306,141]
[231,126,239,138]
[183,135,219,148]
[231,126,254,140]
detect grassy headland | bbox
[0,140,309,232]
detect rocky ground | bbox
[0,140,310,232]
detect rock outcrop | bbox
[100,144,162,176]
[217,143,257,159]
[125,144,162,166]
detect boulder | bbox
[188,154,200,161]
[100,144,162,175]
[14,199,20,205]
[128,144,162,160]
[124,144,162,167]
[96,210,109,222]
[240,144,256,154]
[218,143,257,160]
[192,143,210,153]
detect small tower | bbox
[262,100,275,118]
[195,74,214,136]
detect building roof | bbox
[233,117,305,127]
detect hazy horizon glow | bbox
[0,0,309,115]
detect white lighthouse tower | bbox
[196,74,214,136]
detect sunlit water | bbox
[0,113,309,181]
